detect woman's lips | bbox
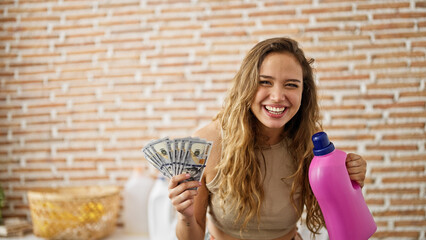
[263,105,287,118]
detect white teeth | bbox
[265,106,285,114]
[265,106,285,112]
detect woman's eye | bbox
[260,80,271,85]
[286,83,299,88]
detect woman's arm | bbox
[169,120,222,240]
[169,173,208,240]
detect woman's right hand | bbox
[168,173,202,218]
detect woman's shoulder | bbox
[192,119,221,142]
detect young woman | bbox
[168,37,367,240]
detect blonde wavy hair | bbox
[214,37,325,234]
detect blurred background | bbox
[0,0,425,239]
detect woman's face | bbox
[250,52,303,132]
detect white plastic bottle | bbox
[148,176,177,240]
[123,167,154,236]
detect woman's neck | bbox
[256,124,284,146]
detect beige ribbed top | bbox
[206,139,301,240]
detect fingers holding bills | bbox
[142,137,212,183]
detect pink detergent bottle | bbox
[309,132,376,240]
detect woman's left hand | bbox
[345,153,367,188]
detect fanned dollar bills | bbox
[142,137,212,182]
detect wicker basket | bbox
[27,186,120,240]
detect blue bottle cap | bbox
[312,132,335,156]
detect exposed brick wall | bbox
[0,0,425,238]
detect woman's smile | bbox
[263,105,287,118]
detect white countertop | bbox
[3,228,149,240]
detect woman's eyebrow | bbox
[287,79,302,83]
[260,75,302,83]
[259,75,274,79]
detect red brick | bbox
[147,16,190,23]
[354,61,407,70]
[55,40,96,48]
[371,165,424,173]
[417,2,426,8]
[319,35,370,41]
[150,33,193,41]
[8,6,47,13]
[67,31,105,39]
[357,2,410,10]
[197,13,242,21]
[26,158,66,164]
[20,16,60,22]
[382,133,426,140]
[411,60,426,67]
[375,31,426,40]
[412,40,426,48]
[364,155,385,162]
[264,0,311,6]
[342,93,394,100]
[390,154,426,162]
[329,134,375,141]
[66,12,108,21]
[376,72,425,79]
[365,198,385,206]
[370,187,420,195]
[315,54,366,62]
[161,6,204,13]
[248,10,295,17]
[98,19,140,28]
[367,82,419,90]
[360,22,415,31]
[69,176,109,181]
[305,26,340,32]
[373,209,425,217]
[51,4,90,12]
[374,12,426,20]
[211,3,256,11]
[262,18,309,25]
[201,30,247,38]
[146,0,190,6]
[370,122,425,130]
[210,21,256,29]
[322,123,366,129]
[391,198,426,206]
[366,144,418,151]
[316,65,349,72]
[13,167,51,173]
[98,2,139,9]
[373,231,419,238]
[353,42,406,50]
[25,176,64,182]
[382,176,426,184]
[111,26,152,35]
[373,101,425,109]
[394,221,425,229]
[160,24,203,31]
[57,166,97,172]
[302,6,352,14]
[317,15,368,22]
[73,157,115,163]
[21,52,61,58]
[320,74,369,81]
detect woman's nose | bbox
[270,85,285,101]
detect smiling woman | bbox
[167,37,368,240]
